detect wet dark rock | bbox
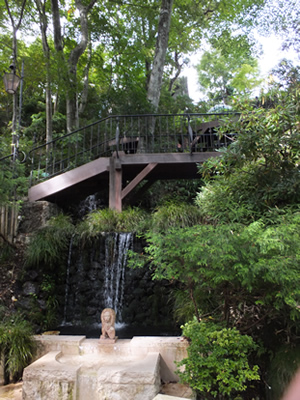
[22,281,39,296]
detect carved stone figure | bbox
[100,308,117,342]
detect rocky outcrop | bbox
[18,201,60,235]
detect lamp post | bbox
[3,63,21,94]
[3,61,23,161]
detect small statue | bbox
[99,308,117,342]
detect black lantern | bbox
[3,64,21,94]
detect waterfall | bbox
[57,230,177,336]
[61,231,133,326]
[103,232,133,322]
[62,234,74,325]
[78,194,102,218]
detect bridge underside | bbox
[28,151,220,211]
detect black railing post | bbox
[187,115,194,154]
[24,112,239,185]
[115,117,120,158]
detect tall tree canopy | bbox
[0,0,269,138]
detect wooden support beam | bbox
[109,156,123,212]
[121,163,158,200]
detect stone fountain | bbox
[22,309,192,400]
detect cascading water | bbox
[103,232,133,322]
[77,193,103,218]
[62,234,75,325]
[61,231,133,326]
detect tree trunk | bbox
[67,0,97,132]
[4,0,26,162]
[147,0,173,111]
[50,0,63,52]
[35,0,53,144]
[78,41,92,124]
[51,0,96,133]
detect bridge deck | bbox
[28,151,220,210]
[26,113,237,210]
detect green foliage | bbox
[23,111,66,144]
[177,319,260,399]
[171,286,214,324]
[151,201,203,232]
[196,45,261,102]
[257,0,300,53]
[131,211,300,339]
[0,308,36,380]
[78,207,149,238]
[196,79,300,223]
[27,290,58,332]
[25,214,74,269]
[0,159,28,206]
[0,241,14,262]
[143,180,201,210]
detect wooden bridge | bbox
[27,113,237,211]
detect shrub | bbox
[177,319,260,399]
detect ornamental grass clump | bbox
[0,308,36,384]
[25,214,74,269]
[79,207,149,238]
[151,201,203,232]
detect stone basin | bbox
[22,336,189,400]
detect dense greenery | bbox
[128,69,300,397]
[0,0,299,396]
[78,207,149,238]
[197,48,261,102]
[178,319,260,399]
[0,306,36,384]
[25,214,74,269]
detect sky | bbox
[183,34,300,103]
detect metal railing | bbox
[26,112,238,186]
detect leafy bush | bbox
[177,319,260,399]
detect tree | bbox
[3,0,27,132]
[197,46,261,102]
[146,0,265,110]
[147,0,173,111]
[50,0,97,132]
[196,70,300,223]
[257,0,300,54]
[34,0,53,143]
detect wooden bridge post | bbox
[109,154,123,212]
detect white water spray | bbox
[103,232,133,322]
